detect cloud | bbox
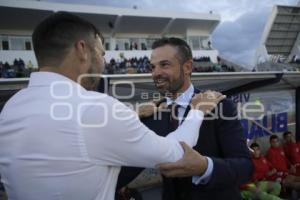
[212,7,269,67]
[212,0,297,67]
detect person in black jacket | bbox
[117,37,253,200]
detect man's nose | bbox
[152,66,162,77]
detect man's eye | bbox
[161,63,169,67]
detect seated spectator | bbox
[2,62,16,78]
[283,131,300,176]
[240,143,282,200]
[252,142,284,182]
[266,135,293,175]
[26,60,33,70]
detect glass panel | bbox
[2,41,9,50]
[25,41,32,50]
[10,37,25,50]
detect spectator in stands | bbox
[141,43,147,50]
[27,60,33,70]
[13,58,19,67]
[3,62,16,78]
[0,59,37,78]
[283,131,300,176]
[15,58,25,78]
[18,58,25,68]
[193,56,211,62]
[104,56,151,74]
[266,135,294,176]
[240,143,282,200]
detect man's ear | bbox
[183,59,193,76]
[74,40,89,62]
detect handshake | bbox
[138,90,226,118]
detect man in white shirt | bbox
[0,12,224,200]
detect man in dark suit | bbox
[117,37,253,200]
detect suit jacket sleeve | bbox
[200,98,253,189]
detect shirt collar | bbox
[166,84,194,108]
[28,72,86,91]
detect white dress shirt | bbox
[0,72,204,200]
[166,84,214,185]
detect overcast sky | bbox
[43,0,298,68]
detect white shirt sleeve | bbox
[81,97,203,168]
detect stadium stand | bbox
[0,55,244,78]
[255,4,300,71]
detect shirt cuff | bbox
[187,109,204,121]
[192,157,213,185]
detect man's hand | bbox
[158,142,208,177]
[271,168,277,175]
[137,102,157,118]
[190,90,226,114]
[137,99,168,118]
[267,168,277,176]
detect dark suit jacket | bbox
[117,89,253,200]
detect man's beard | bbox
[155,67,185,97]
[81,57,103,91]
[81,69,100,91]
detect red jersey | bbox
[283,142,300,165]
[251,156,273,181]
[266,146,289,172]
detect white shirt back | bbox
[0,72,203,200]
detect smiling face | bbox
[150,45,191,97]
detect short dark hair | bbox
[250,142,260,149]
[283,131,292,138]
[152,37,192,65]
[270,134,279,142]
[32,11,102,67]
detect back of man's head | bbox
[32,11,102,68]
[152,37,192,65]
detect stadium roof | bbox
[0,0,220,36]
[260,5,300,57]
